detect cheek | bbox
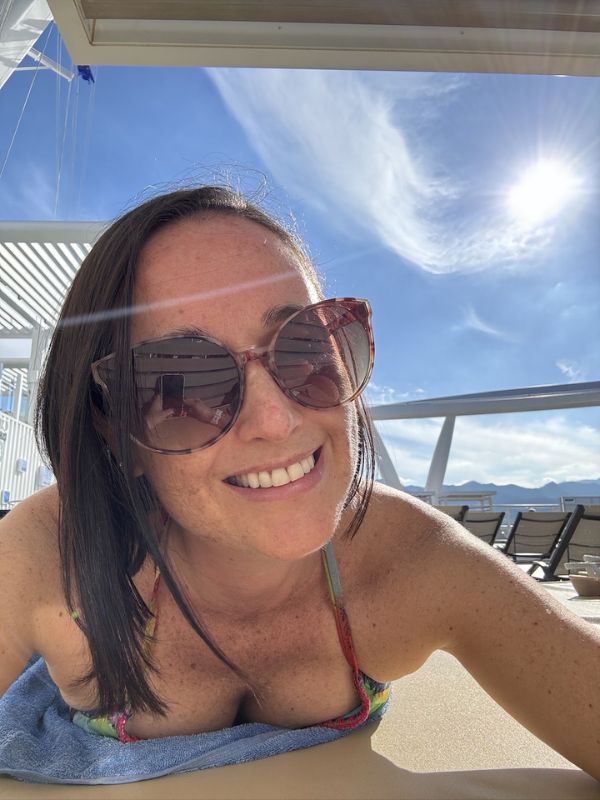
[135,448,212,511]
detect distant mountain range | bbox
[404,479,600,505]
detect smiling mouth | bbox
[225,449,321,489]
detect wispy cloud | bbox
[7,162,56,218]
[376,414,600,487]
[459,305,514,341]
[556,359,585,382]
[365,382,425,406]
[208,70,556,275]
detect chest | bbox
[42,582,368,738]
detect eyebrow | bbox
[156,305,304,341]
[262,304,303,328]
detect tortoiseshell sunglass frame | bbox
[91,297,374,455]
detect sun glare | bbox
[506,159,580,226]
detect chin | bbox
[255,526,335,561]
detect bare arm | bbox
[364,489,600,780]
[439,523,600,780]
[0,488,59,696]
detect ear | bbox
[91,405,145,478]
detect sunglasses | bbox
[91,298,374,455]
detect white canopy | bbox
[0,0,52,91]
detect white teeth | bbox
[230,453,318,489]
[287,462,304,482]
[258,471,273,488]
[302,455,315,474]
[271,467,291,487]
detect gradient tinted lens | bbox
[131,337,241,452]
[272,301,372,408]
[93,300,373,454]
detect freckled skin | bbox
[132,216,357,568]
[0,215,599,777]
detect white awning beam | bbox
[48,0,600,77]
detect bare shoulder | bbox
[0,484,60,569]
[337,483,587,676]
[347,481,465,570]
[344,485,600,778]
[351,482,570,622]
[334,483,472,678]
[0,485,62,694]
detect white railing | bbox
[369,380,600,504]
[0,411,52,508]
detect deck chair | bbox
[528,505,600,581]
[462,511,505,545]
[432,505,468,522]
[500,511,572,563]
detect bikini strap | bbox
[321,542,361,674]
[144,562,161,643]
[321,541,344,604]
[70,562,161,639]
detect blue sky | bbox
[1,23,599,487]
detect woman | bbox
[0,186,598,778]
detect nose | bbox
[235,359,303,443]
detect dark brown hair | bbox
[36,185,375,716]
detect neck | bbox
[163,526,326,620]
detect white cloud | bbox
[460,305,514,340]
[365,382,425,406]
[556,359,585,383]
[208,69,556,274]
[375,414,600,487]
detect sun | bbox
[506,159,580,226]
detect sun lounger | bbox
[529,505,600,581]
[432,504,468,522]
[461,511,505,545]
[500,511,572,563]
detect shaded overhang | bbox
[48,0,600,77]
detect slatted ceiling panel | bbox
[11,242,72,311]
[70,242,92,263]
[0,222,106,336]
[0,305,29,331]
[42,243,80,287]
[0,305,30,330]
[0,246,58,325]
[57,242,91,275]
[4,243,65,315]
[29,242,75,295]
[31,241,78,293]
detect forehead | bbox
[131,215,319,344]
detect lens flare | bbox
[506,159,580,226]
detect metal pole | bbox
[28,47,74,81]
[425,415,456,502]
[371,424,403,490]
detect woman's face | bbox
[131,214,358,561]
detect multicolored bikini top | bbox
[71,541,391,742]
